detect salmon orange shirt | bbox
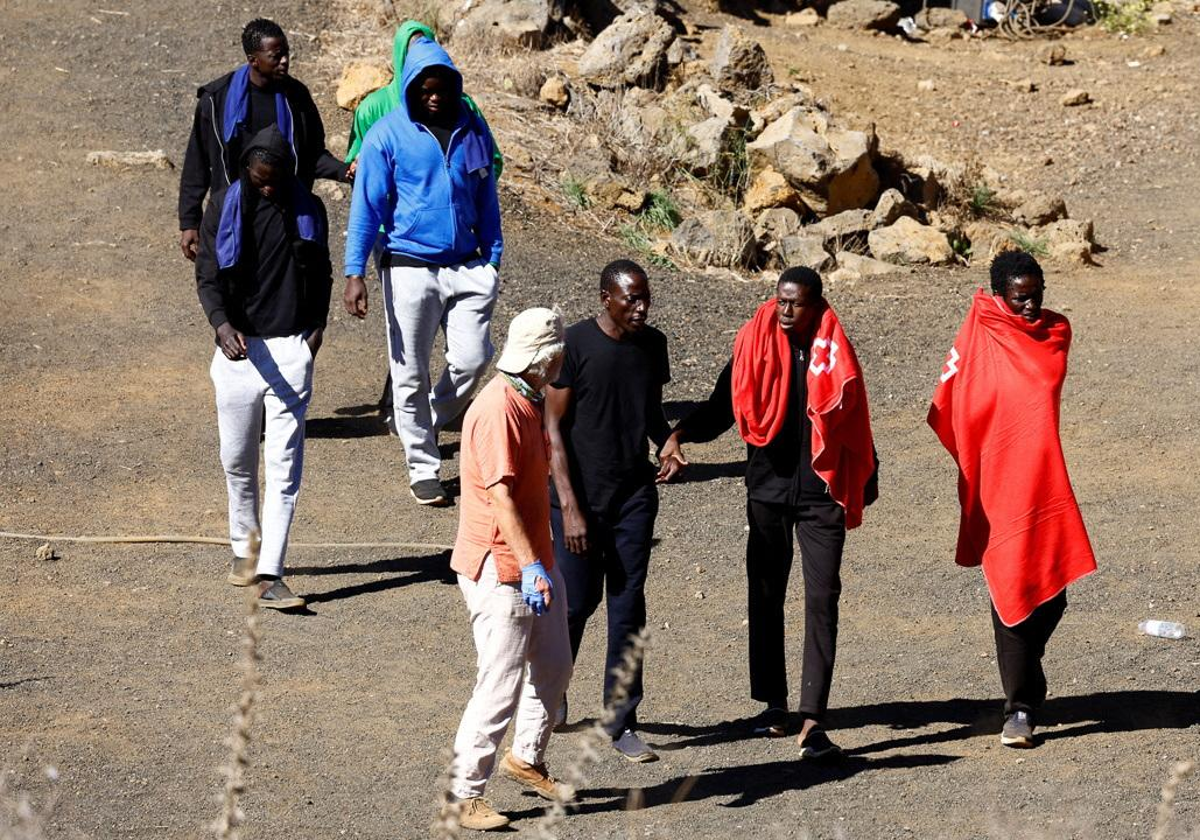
[451,376,554,583]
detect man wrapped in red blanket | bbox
[663,267,877,759]
[928,251,1096,749]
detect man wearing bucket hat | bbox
[445,308,575,831]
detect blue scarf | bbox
[222,64,296,167]
[216,180,324,270]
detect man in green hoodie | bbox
[344,20,503,435]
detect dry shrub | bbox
[0,757,58,840]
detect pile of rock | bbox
[334,4,1097,276]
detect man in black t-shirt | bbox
[545,260,684,763]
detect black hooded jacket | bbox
[178,70,348,231]
[195,126,332,339]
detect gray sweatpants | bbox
[210,334,313,577]
[381,259,499,484]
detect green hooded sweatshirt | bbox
[344,20,503,179]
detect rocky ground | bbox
[0,1,1197,839]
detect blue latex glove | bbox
[520,561,552,616]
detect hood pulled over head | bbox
[401,37,463,120]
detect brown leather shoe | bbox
[256,578,305,610]
[499,750,575,802]
[452,796,509,831]
[227,556,257,587]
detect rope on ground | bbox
[0,531,453,552]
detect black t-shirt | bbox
[552,318,671,513]
[675,342,827,507]
[247,83,279,137]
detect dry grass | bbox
[211,533,262,840]
[0,755,58,840]
[1152,759,1196,840]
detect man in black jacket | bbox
[196,124,332,610]
[179,18,348,262]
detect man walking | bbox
[343,37,502,507]
[662,267,877,757]
[341,20,503,436]
[179,18,349,262]
[545,260,682,762]
[195,125,332,610]
[446,308,573,831]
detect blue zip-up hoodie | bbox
[344,39,502,276]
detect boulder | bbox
[871,188,918,227]
[811,209,872,250]
[336,61,391,111]
[1039,43,1068,65]
[779,233,835,272]
[868,217,954,265]
[684,116,738,175]
[827,0,903,30]
[747,107,879,215]
[1061,88,1091,107]
[696,84,750,125]
[786,8,823,25]
[578,8,675,89]
[539,75,571,109]
[449,0,563,48]
[1012,194,1067,227]
[585,178,647,212]
[744,167,805,214]
[710,25,774,94]
[919,6,969,26]
[835,250,902,276]
[671,210,758,268]
[963,220,1010,261]
[754,207,804,249]
[1037,218,1096,265]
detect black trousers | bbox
[551,482,658,736]
[746,498,846,721]
[992,589,1067,716]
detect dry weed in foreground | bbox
[211,533,262,840]
[430,748,460,839]
[1152,758,1196,840]
[537,628,652,839]
[0,760,58,840]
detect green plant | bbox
[950,235,973,261]
[969,183,997,217]
[618,222,675,269]
[709,126,752,202]
[1007,229,1048,258]
[561,174,589,210]
[639,190,681,231]
[1094,0,1152,33]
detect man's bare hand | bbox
[180,229,200,261]
[562,505,589,556]
[344,275,368,318]
[305,327,324,358]
[215,322,247,360]
[656,435,689,483]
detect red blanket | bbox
[733,300,876,529]
[927,290,1096,626]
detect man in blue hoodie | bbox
[344,38,502,507]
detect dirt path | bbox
[0,2,1196,838]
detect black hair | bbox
[778,266,822,299]
[242,18,285,55]
[600,259,647,294]
[989,250,1044,295]
[245,147,288,170]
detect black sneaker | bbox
[410,478,449,506]
[752,706,789,738]
[798,727,843,760]
[1001,711,1035,748]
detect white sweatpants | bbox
[381,260,499,484]
[450,555,573,800]
[209,333,314,578]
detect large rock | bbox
[578,8,675,89]
[1037,218,1096,265]
[539,75,570,109]
[684,116,738,175]
[1013,194,1068,226]
[834,250,903,276]
[827,0,903,30]
[747,107,879,215]
[744,167,805,215]
[868,217,954,265]
[336,61,391,111]
[710,25,774,94]
[754,207,804,267]
[671,210,758,268]
[811,209,872,250]
[778,233,835,271]
[919,7,969,27]
[870,188,918,227]
[448,0,563,48]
